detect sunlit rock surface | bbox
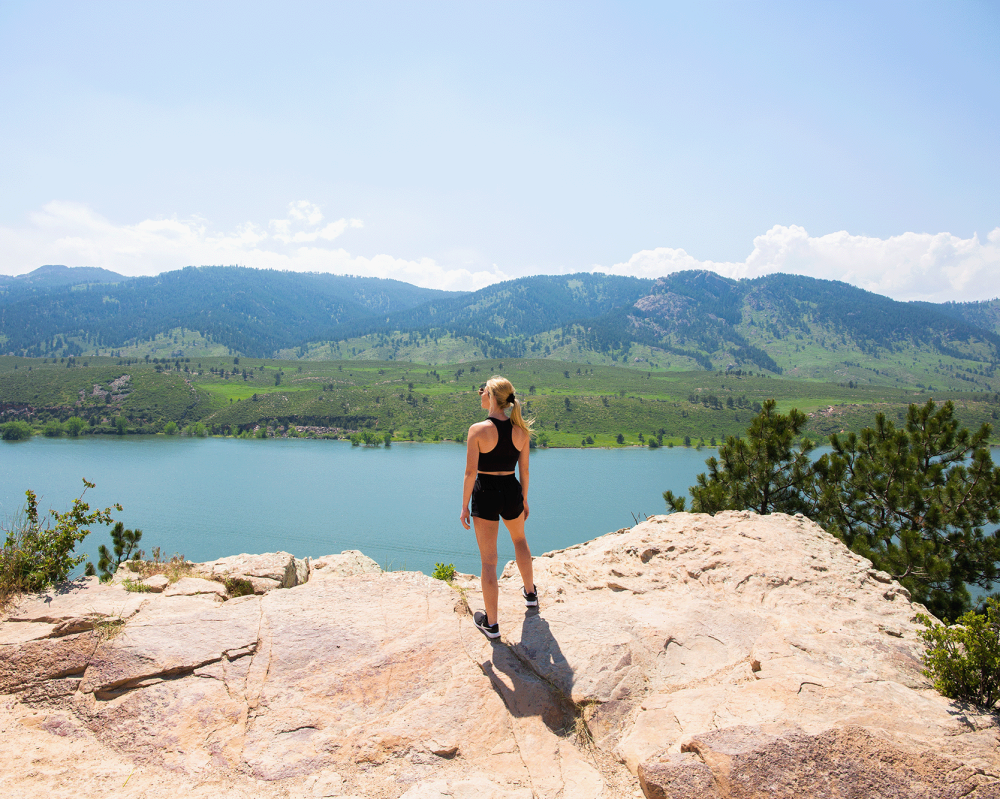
[2,512,998,798]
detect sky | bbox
[0,0,998,301]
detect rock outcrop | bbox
[2,512,999,798]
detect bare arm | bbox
[517,432,530,520]
[460,425,481,529]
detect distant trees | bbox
[43,420,64,437]
[351,430,386,447]
[65,417,86,436]
[1,421,33,441]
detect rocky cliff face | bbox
[2,512,998,799]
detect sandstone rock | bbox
[304,770,344,796]
[2,513,999,798]
[398,775,533,798]
[638,752,719,799]
[639,725,1000,799]
[161,576,226,597]
[309,550,381,578]
[141,574,169,592]
[488,511,1000,792]
[194,551,310,589]
[245,575,281,594]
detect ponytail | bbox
[485,375,534,438]
[508,397,534,437]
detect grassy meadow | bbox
[1,354,998,446]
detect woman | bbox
[460,376,537,639]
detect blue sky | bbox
[1,1,998,299]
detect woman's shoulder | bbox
[468,419,494,434]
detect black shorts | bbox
[471,473,524,522]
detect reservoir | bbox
[1,437,711,576]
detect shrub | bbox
[917,599,1000,709]
[163,421,179,435]
[0,480,121,605]
[432,562,456,582]
[43,420,64,437]
[224,576,255,597]
[65,416,86,436]
[1,421,33,441]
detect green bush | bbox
[0,480,121,604]
[65,416,86,436]
[163,421,179,435]
[917,599,1000,709]
[1,420,33,441]
[43,419,64,437]
[432,562,456,582]
[185,422,208,437]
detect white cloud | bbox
[605,225,1000,302]
[0,201,506,292]
[3,203,997,301]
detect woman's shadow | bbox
[481,608,576,733]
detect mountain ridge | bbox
[2,264,998,392]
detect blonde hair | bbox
[485,375,533,437]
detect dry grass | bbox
[123,547,194,583]
[94,616,126,641]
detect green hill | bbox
[0,266,463,358]
[3,265,999,394]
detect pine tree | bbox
[90,521,143,583]
[812,400,1000,619]
[664,399,814,515]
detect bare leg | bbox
[502,513,534,595]
[473,517,500,625]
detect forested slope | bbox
[3,265,999,392]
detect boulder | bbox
[640,725,1000,799]
[194,551,310,590]
[309,549,381,578]
[162,576,227,597]
[1,513,998,798]
[142,574,170,592]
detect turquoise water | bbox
[0,437,711,576]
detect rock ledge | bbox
[2,511,998,798]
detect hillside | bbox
[0,264,128,291]
[2,265,1000,393]
[0,266,463,358]
[2,355,998,446]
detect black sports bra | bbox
[478,417,521,472]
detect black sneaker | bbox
[522,585,538,607]
[474,611,500,639]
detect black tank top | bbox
[478,417,521,472]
